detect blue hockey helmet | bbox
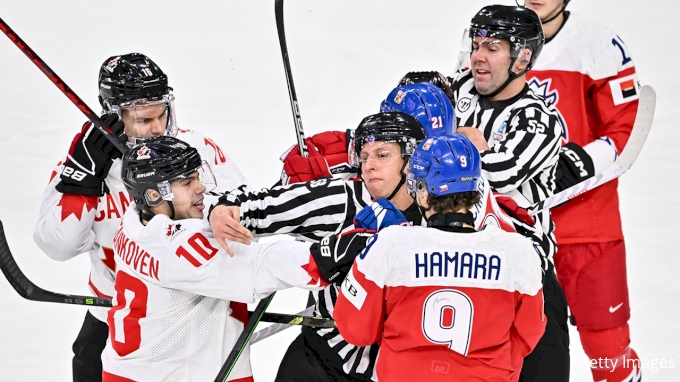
[380,82,456,137]
[408,134,481,196]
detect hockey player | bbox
[33,53,248,382]
[209,109,520,381]
[102,136,368,382]
[445,5,569,381]
[521,1,642,380]
[334,134,546,382]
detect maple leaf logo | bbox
[57,194,98,222]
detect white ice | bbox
[0,1,677,381]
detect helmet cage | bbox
[114,93,179,139]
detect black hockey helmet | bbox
[122,136,207,212]
[397,71,455,101]
[350,112,426,201]
[351,112,426,162]
[469,5,544,70]
[98,53,171,112]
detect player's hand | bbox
[456,127,489,151]
[494,194,536,227]
[208,205,253,256]
[354,198,408,232]
[280,130,356,185]
[310,229,375,286]
[56,114,127,196]
[554,142,595,193]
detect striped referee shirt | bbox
[221,178,424,379]
[450,69,562,263]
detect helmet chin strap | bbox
[385,160,409,201]
[515,0,568,24]
[140,201,176,223]
[484,57,529,99]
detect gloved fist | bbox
[554,142,595,193]
[310,229,375,286]
[56,114,127,196]
[494,194,535,227]
[354,198,409,232]
[280,130,357,185]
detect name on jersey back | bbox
[412,250,505,284]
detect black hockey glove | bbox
[310,229,375,286]
[554,142,595,193]
[397,71,454,101]
[56,114,127,196]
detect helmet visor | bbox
[115,94,179,140]
[157,160,217,202]
[349,139,409,169]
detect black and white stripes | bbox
[451,70,562,263]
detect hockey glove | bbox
[56,114,127,196]
[494,194,536,227]
[354,198,409,232]
[554,142,596,193]
[280,130,357,185]
[397,71,454,101]
[310,229,375,286]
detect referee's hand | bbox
[208,205,254,256]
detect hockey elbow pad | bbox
[555,142,596,193]
[310,230,374,286]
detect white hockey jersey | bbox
[33,127,248,322]
[101,208,323,382]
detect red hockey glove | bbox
[494,194,536,227]
[280,130,356,185]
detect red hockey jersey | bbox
[334,225,545,382]
[527,13,641,244]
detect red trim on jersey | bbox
[57,193,98,222]
[49,161,63,183]
[229,377,255,382]
[102,371,136,382]
[89,276,112,299]
[301,255,330,287]
[229,301,249,326]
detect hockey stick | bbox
[250,305,316,344]
[215,293,276,382]
[527,85,656,216]
[275,0,309,157]
[0,221,335,328]
[0,17,126,154]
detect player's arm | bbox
[334,233,386,347]
[33,117,126,261]
[555,36,639,193]
[480,107,561,194]
[208,178,360,252]
[507,239,547,367]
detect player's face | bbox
[169,172,206,220]
[360,141,406,199]
[470,37,514,96]
[523,0,564,21]
[120,103,169,139]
